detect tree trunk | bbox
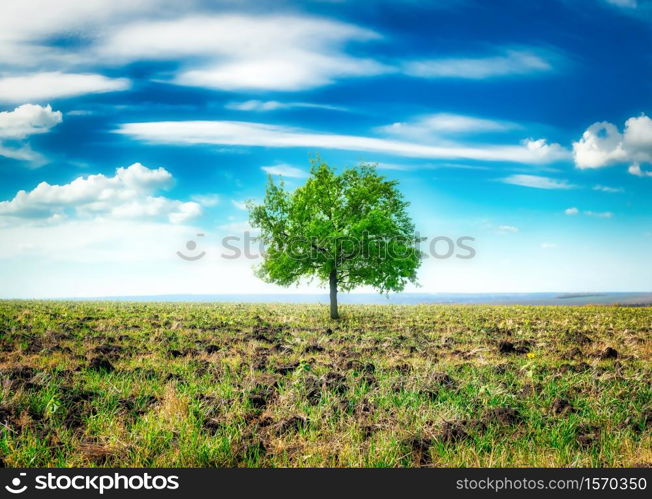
[329,269,339,319]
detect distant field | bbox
[0,301,650,467]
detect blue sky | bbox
[0,0,651,298]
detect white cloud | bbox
[584,210,614,218]
[572,121,627,168]
[403,49,552,79]
[0,73,129,103]
[605,0,637,8]
[0,3,563,97]
[227,100,287,112]
[117,120,569,164]
[226,100,347,112]
[497,225,519,233]
[0,0,179,67]
[540,242,558,249]
[0,104,62,166]
[0,162,201,225]
[99,14,387,91]
[232,200,248,210]
[378,113,517,139]
[191,194,220,207]
[593,184,624,193]
[573,114,652,171]
[501,174,576,189]
[0,4,387,93]
[522,138,569,162]
[0,143,46,164]
[0,104,62,139]
[628,163,652,177]
[564,207,613,218]
[261,164,309,178]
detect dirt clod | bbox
[599,347,618,360]
[551,398,573,415]
[403,437,434,465]
[274,415,308,435]
[439,421,470,443]
[576,424,600,447]
[485,407,521,425]
[498,341,530,355]
[88,357,114,373]
[205,345,220,354]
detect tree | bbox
[248,158,422,319]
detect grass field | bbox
[0,301,650,467]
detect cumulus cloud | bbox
[501,174,576,189]
[0,73,129,103]
[573,114,652,173]
[118,120,569,164]
[261,164,309,178]
[565,207,579,215]
[403,49,553,79]
[0,104,62,165]
[0,104,62,139]
[0,162,201,225]
[628,163,652,177]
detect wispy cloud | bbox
[497,225,519,233]
[261,164,309,178]
[191,194,220,207]
[593,184,624,193]
[403,49,553,79]
[565,207,613,218]
[501,174,576,189]
[117,120,569,164]
[378,113,518,139]
[0,72,129,103]
[604,0,637,8]
[584,210,614,218]
[99,14,388,91]
[232,200,248,210]
[225,100,348,113]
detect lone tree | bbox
[248,158,422,319]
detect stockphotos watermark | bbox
[3,471,179,495]
[176,231,476,262]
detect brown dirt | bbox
[598,347,619,360]
[551,398,574,416]
[88,357,114,373]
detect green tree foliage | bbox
[248,158,422,319]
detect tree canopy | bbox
[248,158,422,319]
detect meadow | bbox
[0,301,650,467]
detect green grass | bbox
[0,301,650,467]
